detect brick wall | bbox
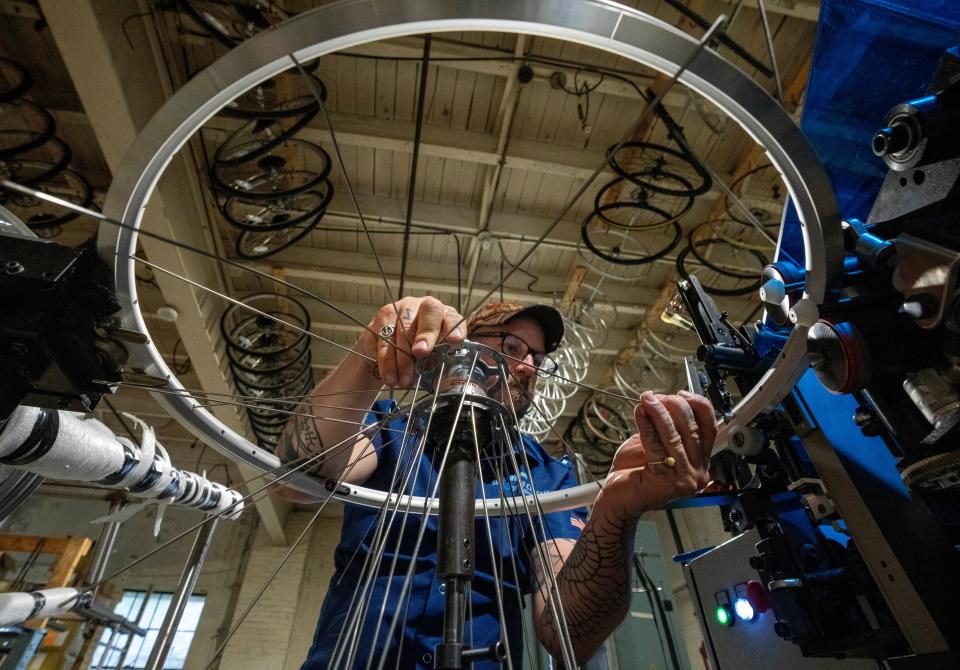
[219,511,342,670]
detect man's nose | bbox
[511,352,537,377]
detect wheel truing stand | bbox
[417,343,511,669]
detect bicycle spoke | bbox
[329,372,439,668]
[497,364,578,666]
[372,352,481,670]
[289,54,415,351]
[337,381,428,669]
[757,0,785,103]
[136,256,373,363]
[450,15,729,330]
[204,430,385,669]
[0,180,414,362]
[78,417,393,598]
[470,405,515,670]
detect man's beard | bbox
[502,373,536,418]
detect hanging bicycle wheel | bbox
[0,136,71,185]
[210,140,332,199]
[592,174,694,229]
[99,0,841,516]
[581,217,681,266]
[220,293,311,359]
[222,69,326,119]
[213,104,319,166]
[222,181,333,231]
[588,189,687,231]
[6,168,93,230]
[607,141,712,197]
[234,209,323,259]
[724,163,783,229]
[676,238,767,297]
[0,99,56,159]
[178,0,294,48]
[0,58,31,102]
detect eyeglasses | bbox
[470,331,558,375]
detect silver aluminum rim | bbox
[99,0,840,514]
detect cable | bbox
[398,35,431,297]
[171,338,192,375]
[102,396,138,442]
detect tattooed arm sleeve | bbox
[531,510,637,665]
[276,346,382,484]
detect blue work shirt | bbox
[301,400,588,670]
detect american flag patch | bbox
[570,516,585,531]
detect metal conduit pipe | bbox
[463,35,527,310]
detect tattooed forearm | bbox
[534,511,637,665]
[279,413,325,468]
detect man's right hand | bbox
[357,296,467,388]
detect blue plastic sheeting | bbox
[779,0,960,265]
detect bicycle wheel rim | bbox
[607,141,711,197]
[99,0,841,513]
[687,235,767,280]
[676,243,764,297]
[213,105,320,167]
[581,218,682,265]
[0,99,55,159]
[0,135,71,185]
[223,181,333,231]
[0,58,32,102]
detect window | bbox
[89,590,206,670]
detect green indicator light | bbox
[715,606,732,626]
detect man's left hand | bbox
[601,390,715,519]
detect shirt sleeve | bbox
[533,456,589,545]
[363,399,397,457]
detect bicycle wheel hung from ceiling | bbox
[98,0,841,514]
[0,58,97,239]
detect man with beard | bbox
[280,297,714,670]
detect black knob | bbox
[749,554,768,570]
[774,620,791,638]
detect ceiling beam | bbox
[40,0,289,545]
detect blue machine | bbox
[680,1,960,668]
